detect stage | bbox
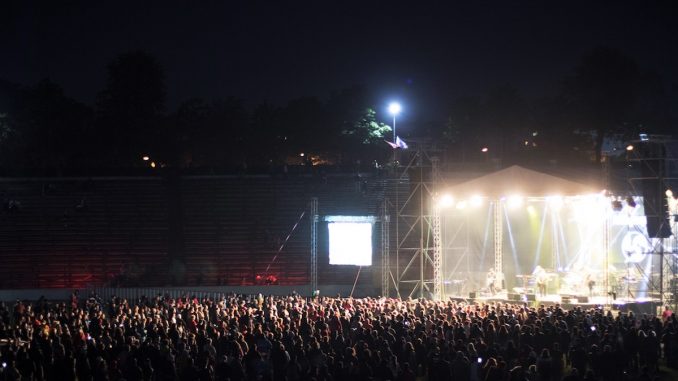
[436,166,677,312]
[447,290,663,315]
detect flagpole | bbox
[392,114,397,172]
[388,102,402,170]
[388,102,401,143]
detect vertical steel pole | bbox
[310,197,318,295]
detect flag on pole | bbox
[396,136,408,149]
[385,136,409,149]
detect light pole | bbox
[388,102,401,142]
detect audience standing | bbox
[0,293,676,381]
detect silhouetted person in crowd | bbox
[1,292,675,381]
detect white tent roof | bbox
[445,165,599,198]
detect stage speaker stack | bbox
[562,295,587,303]
[507,293,535,302]
[637,141,672,238]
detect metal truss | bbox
[381,199,390,297]
[625,136,678,309]
[390,139,444,299]
[493,200,503,280]
[431,157,443,300]
[441,211,472,296]
[310,197,318,294]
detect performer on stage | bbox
[487,268,497,295]
[534,266,547,297]
[586,274,595,297]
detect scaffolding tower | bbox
[310,197,318,294]
[626,136,678,310]
[381,199,390,297]
[391,139,445,299]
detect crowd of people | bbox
[0,291,677,381]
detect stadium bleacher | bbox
[0,173,388,289]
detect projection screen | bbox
[327,222,373,266]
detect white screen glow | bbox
[328,222,372,266]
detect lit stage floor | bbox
[446,291,662,314]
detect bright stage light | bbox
[481,147,489,153]
[626,144,634,151]
[456,200,467,209]
[526,205,536,215]
[580,193,606,205]
[438,194,454,208]
[470,195,483,207]
[507,195,523,208]
[142,155,150,161]
[573,196,606,222]
[547,195,564,210]
[667,189,674,198]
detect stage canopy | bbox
[446,165,599,198]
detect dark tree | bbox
[165,97,211,167]
[280,96,327,153]
[326,86,391,165]
[204,97,248,168]
[533,94,595,165]
[249,102,282,166]
[326,86,371,143]
[561,47,642,163]
[483,84,533,162]
[444,96,484,162]
[342,108,391,145]
[96,51,166,166]
[444,87,534,165]
[166,97,250,169]
[0,80,24,167]
[0,79,92,170]
[632,69,674,136]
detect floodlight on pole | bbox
[388,102,401,142]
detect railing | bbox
[86,285,307,302]
[87,287,227,302]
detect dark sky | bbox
[2,1,677,126]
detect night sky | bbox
[2,1,677,128]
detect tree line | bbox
[0,47,674,173]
